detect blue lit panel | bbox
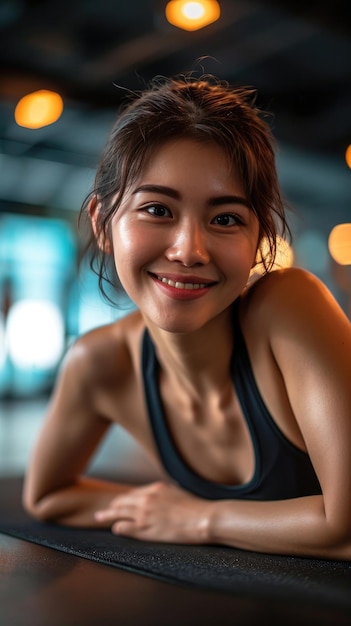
[0,213,76,397]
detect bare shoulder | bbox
[242,267,350,334]
[240,268,351,395]
[60,308,145,392]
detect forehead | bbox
[134,137,244,191]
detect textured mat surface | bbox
[1,477,350,609]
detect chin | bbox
[153,319,201,335]
[146,308,226,335]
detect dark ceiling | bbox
[0,0,350,227]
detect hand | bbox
[94,481,211,544]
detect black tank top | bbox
[142,304,322,501]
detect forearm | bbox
[23,476,134,528]
[207,495,351,560]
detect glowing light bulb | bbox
[165,0,220,31]
[183,2,205,19]
[14,90,64,129]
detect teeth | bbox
[158,276,207,290]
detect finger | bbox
[94,501,137,522]
[94,509,129,522]
[111,519,154,541]
[105,489,146,510]
[112,520,139,536]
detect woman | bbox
[23,75,351,560]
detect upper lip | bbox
[149,272,217,284]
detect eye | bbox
[144,204,172,218]
[211,213,243,227]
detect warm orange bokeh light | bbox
[14,90,64,129]
[253,236,294,277]
[345,144,351,169]
[328,223,351,265]
[165,0,220,31]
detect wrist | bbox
[198,500,217,544]
[205,500,230,545]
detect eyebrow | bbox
[132,184,252,209]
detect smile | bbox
[156,276,207,290]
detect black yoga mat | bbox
[1,477,350,611]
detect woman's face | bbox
[110,137,260,334]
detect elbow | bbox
[22,488,55,523]
[310,496,351,560]
[331,530,351,561]
[22,495,45,522]
[326,535,351,561]
[321,515,351,560]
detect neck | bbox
[144,307,234,397]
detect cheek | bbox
[222,236,258,270]
[112,221,153,279]
[113,217,134,250]
[112,216,142,261]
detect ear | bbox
[88,196,113,254]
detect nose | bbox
[165,220,210,266]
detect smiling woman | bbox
[22,74,351,562]
[99,138,259,333]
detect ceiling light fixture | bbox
[14,89,64,129]
[165,0,220,31]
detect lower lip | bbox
[151,275,214,301]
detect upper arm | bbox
[23,330,121,509]
[265,268,351,532]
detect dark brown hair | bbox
[80,74,290,304]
